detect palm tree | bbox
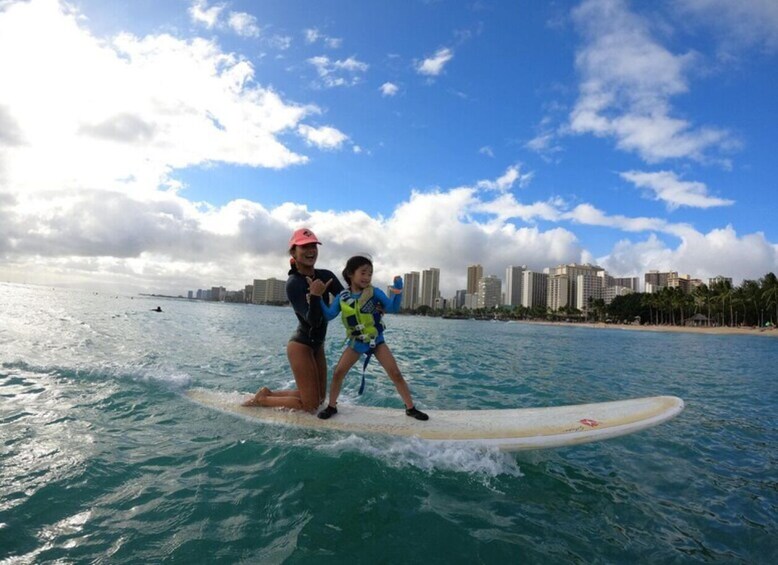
[741,280,761,326]
[641,293,654,325]
[659,287,675,325]
[711,280,734,326]
[593,298,607,322]
[693,284,711,326]
[761,272,778,326]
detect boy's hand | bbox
[389,275,403,294]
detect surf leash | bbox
[358,351,372,395]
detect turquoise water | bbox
[1,282,776,563]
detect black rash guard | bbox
[286,268,344,349]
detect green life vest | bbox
[340,286,384,345]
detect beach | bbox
[518,320,778,338]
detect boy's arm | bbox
[321,293,343,321]
[375,277,403,313]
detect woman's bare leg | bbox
[242,342,321,412]
[263,388,302,398]
[314,345,328,406]
[373,344,414,409]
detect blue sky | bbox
[0,0,776,295]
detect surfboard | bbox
[185,389,684,451]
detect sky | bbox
[1,0,777,297]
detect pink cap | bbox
[289,228,321,247]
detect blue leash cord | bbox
[358,351,373,395]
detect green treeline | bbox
[401,272,778,328]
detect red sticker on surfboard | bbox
[580,419,600,427]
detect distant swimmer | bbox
[152,306,162,312]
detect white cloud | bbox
[525,131,563,160]
[475,165,533,192]
[599,227,778,283]
[2,164,776,294]
[416,47,454,76]
[268,35,292,50]
[620,170,734,210]
[228,12,260,38]
[0,0,313,200]
[379,82,399,97]
[570,0,733,163]
[304,28,342,48]
[0,1,775,295]
[297,124,349,150]
[189,1,261,39]
[478,146,494,158]
[189,0,225,29]
[307,55,369,88]
[676,0,778,53]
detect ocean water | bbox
[1,283,776,564]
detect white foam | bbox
[313,434,523,479]
[91,362,193,390]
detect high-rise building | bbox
[668,273,703,294]
[521,271,548,309]
[613,277,640,292]
[708,275,732,288]
[477,275,501,309]
[504,265,526,307]
[467,264,483,295]
[548,263,605,309]
[576,272,605,313]
[644,270,675,294]
[421,268,440,308]
[454,290,467,309]
[252,278,286,304]
[211,286,226,301]
[604,285,633,305]
[402,271,421,310]
[547,274,569,311]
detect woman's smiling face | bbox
[292,243,318,270]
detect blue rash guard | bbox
[321,286,402,354]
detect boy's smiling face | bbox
[352,264,373,290]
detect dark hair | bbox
[342,255,373,285]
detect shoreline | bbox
[515,320,778,338]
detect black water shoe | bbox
[318,405,338,419]
[405,406,429,421]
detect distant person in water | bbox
[317,254,428,421]
[243,228,344,412]
[152,306,162,312]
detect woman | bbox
[243,228,344,412]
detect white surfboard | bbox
[185,389,684,451]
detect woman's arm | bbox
[287,276,323,327]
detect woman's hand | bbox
[306,277,333,297]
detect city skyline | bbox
[194,261,741,310]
